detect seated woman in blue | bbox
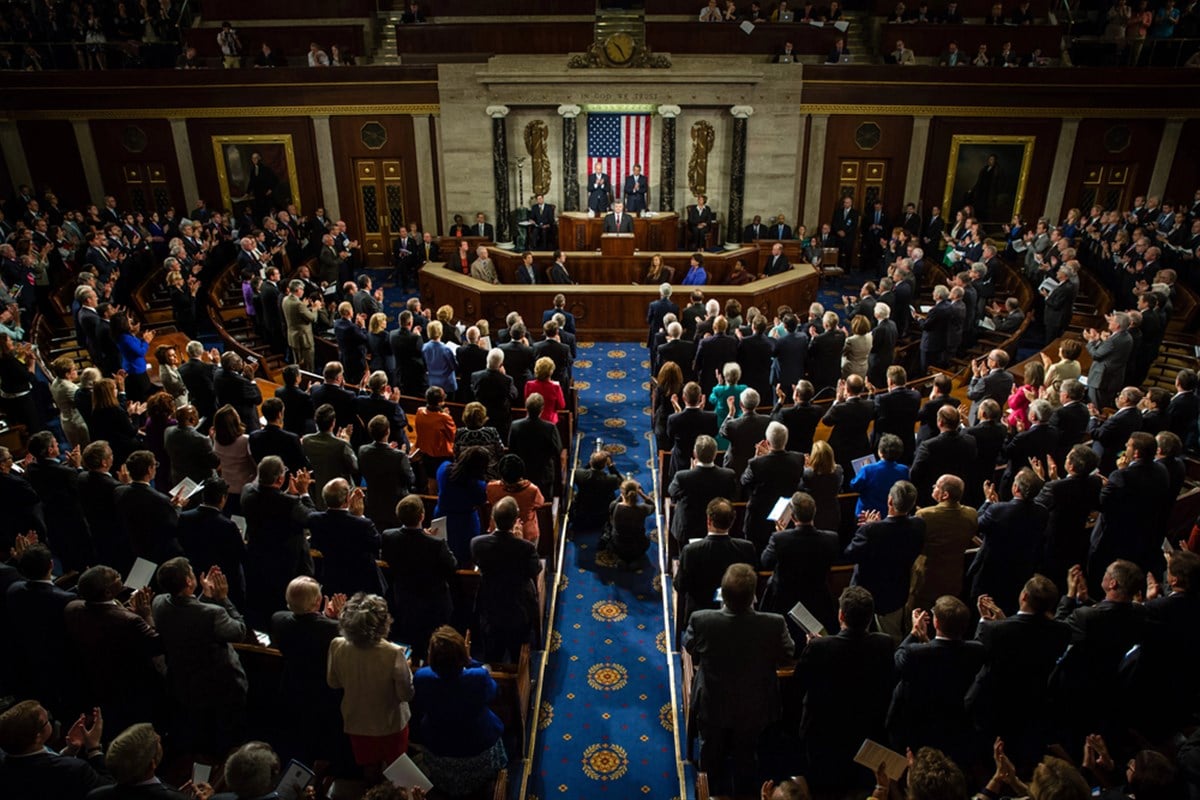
[411,625,506,797]
[849,432,910,517]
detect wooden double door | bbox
[353,158,406,267]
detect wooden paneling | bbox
[1165,119,1200,206]
[200,0,373,19]
[921,116,1061,222]
[817,116,914,226]
[878,22,1064,58]
[1063,118,1162,213]
[646,21,842,55]
[185,118,322,215]
[328,116,422,257]
[18,120,89,208]
[415,0,594,13]
[394,22,594,57]
[188,25,367,60]
[88,118,185,214]
[871,0,1049,15]
[419,262,819,340]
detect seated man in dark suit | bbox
[968,574,1071,772]
[178,479,247,611]
[794,586,895,794]
[674,498,758,634]
[844,480,925,639]
[249,397,309,471]
[683,563,795,797]
[887,596,984,762]
[470,497,543,664]
[761,491,841,635]
[0,700,111,798]
[382,494,458,660]
[269,576,344,765]
[307,477,384,597]
[668,435,737,548]
[358,414,415,530]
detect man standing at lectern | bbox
[587,161,612,214]
[623,164,649,214]
[603,201,635,233]
[688,195,715,250]
[529,194,555,249]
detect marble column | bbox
[412,114,438,235]
[558,104,581,212]
[0,121,33,193]
[71,119,105,203]
[1148,118,1185,201]
[657,105,680,212]
[727,106,754,246]
[801,114,829,228]
[168,119,200,212]
[487,105,512,243]
[904,116,932,207]
[311,115,340,220]
[1043,119,1079,223]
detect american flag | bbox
[586,113,651,201]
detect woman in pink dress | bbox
[523,357,566,422]
[1005,360,1045,430]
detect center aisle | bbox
[522,341,686,800]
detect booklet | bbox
[125,558,157,592]
[854,739,908,781]
[767,496,793,526]
[191,763,212,786]
[850,454,877,475]
[169,477,206,501]
[739,20,755,33]
[384,753,433,792]
[787,601,827,636]
[231,515,248,539]
[275,759,315,800]
[429,517,448,540]
[1038,277,1060,294]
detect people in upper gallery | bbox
[699,0,725,21]
[825,37,850,63]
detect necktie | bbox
[616,215,621,227]
[778,226,783,237]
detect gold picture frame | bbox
[211,134,301,215]
[942,134,1035,225]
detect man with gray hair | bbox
[668,434,737,550]
[178,339,220,424]
[1083,311,1133,409]
[844,479,925,639]
[307,478,384,596]
[281,278,325,371]
[968,467,1047,616]
[741,420,807,551]
[721,388,769,478]
[647,281,679,354]
[998,398,1057,498]
[471,347,516,441]
[657,320,697,383]
[223,741,283,799]
[470,244,499,284]
[916,284,953,370]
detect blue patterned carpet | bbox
[523,341,687,800]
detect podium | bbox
[600,233,635,257]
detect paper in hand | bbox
[384,753,433,791]
[275,759,315,800]
[429,517,448,540]
[170,476,199,500]
[788,601,827,636]
[854,739,908,781]
[1163,537,1177,554]
[767,496,792,525]
[191,763,212,786]
[125,558,157,592]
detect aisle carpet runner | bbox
[523,341,686,800]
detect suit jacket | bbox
[358,442,414,528]
[910,428,978,503]
[1091,458,1171,573]
[1035,473,1102,578]
[113,482,182,563]
[389,328,428,395]
[694,334,739,395]
[456,343,490,390]
[737,333,775,400]
[470,529,542,634]
[178,505,247,606]
[270,384,313,437]
[771,330,809,390]
[668,465,738,543]
[761,524,841,631]
[1088,405,1142,473]
[999,424,1058,496]
[967,498,1049,613]
[586,172,612,212]
[163,424,220,485]
[151,592,247,706]
[845,515,926,614]
[1086,330,1133,401]
[741,450,808,549]
[247,424,308,472]
[1042,278,1078,337]
[1167,391,1200,441]
[529,202,556,231]
[548,261,573,284]
[334,318,369,381]
[25,458,92,570]
[471,221,495,239]
[821,396,875,466]
[214,369,263,433]
[310,382,358,430]
[888,636,985,755]
[499,340,535,389]
[302,432,357,509]
[806,329,845,391]
[178,358,218,420]
[240,482,316,623]
[64,599,163,718]
[309,509,384,596]
[472,368,517,437]
[918,300,953,354]
[532,339,572,384]
[967,368,1015,424]
[268,610,341,716]
[0,750,111,800]
[763,253,792,276]
[622,174,649,212]
[87,782,189,799]
[873,387,921,460]
[683,607,795,732]
[1054,596,1147,700]
[1048,401,1089,463]
[832,205,860,241]
[770,402,823,455]
[507,416,562,499]
[646,297,679,345]
[657,338,698,384]
[602,211,634,233]
[282,293,318,353]
[721,412,772,478]
[381,526,458,643]
[967,612,1071,732]
[675,534,758,627]
[687,204,716,239]
[666,407,719,476]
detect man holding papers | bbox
[683,563,794,798]
[760,491,841,636]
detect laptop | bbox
[778,10,795,21]
[778,54,794,63]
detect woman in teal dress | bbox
[708,361,746,450]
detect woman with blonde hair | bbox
[328,592,414,782]
[800,440,843,532]
[524,356,566,422]
[49,355,89,447]
[435,304,461,345]
[841,314,873,379]
[1005,360,1045,430]
[89,377,146,468]
[1042,339,1082,394]
[367,312,393,380]
[422,320,458,394]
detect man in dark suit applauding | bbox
[844,480,925,639]
[471,497,543,663]
[966,348,1015,424]
[602,200,634,233]
[967,468,1048,615]
[683,563,794,797]
[622,165,648,213]
[382,495,458,659]
[687,195,715,250]
[666,381,718,478]
[740,421,808,550]
[674,498,757,634]
[586,161,612,214]
[668,435,737,549]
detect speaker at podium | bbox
[600,233,635,258]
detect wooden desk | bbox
[489,246,771,285]
[558,212,680,253]
[419,261,819,340]
[1008,336,1091,384]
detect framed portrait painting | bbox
[211,134,301,216]
[942,135,1035,226]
